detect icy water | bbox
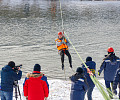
[0,0,120,79]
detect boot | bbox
[107,87,113,99]
[70,64,72,68]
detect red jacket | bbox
[24,73,49,100]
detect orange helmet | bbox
[107,47,114,53]
[58,32,62,35]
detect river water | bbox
[0,0,120,79]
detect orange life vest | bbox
[55,38,68,51]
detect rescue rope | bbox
[98,80,119,99]
[59,0,70,80]
[59,0,76,74]
[59,0,64,32]
[58,0,111,100]
[64,67,67,80]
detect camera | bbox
[14,64,22,72]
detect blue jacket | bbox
[113,68,120,90]
[82,61,96,87]
[1,65,22,92]
[70,74,88,100]
[99,54,120,81]
[23,71,49,91]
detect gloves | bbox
[113,90,117,95]
[87,68,93,76]
[98,70,101,76]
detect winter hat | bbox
[8,61,15,68]
[86,56,92,62]
[76,67,83,74]
[33,64,41,71]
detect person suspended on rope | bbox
[69,67,88,100]
[82,56,96,100]
[113,68,120,99]
[55,32,72,70]
[98,47,120,99]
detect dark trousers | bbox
[105,80,113,99]
[87,86,94,100]
[105,81,113,89]
[118,83,120,99]
[60,50,72,66]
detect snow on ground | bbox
[0,79,119,100]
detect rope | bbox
[98,80,119,99]
[64,67,67,80]
[59,0,76,79]
[59,0,76,73]
[58,0,111,99]
[59,0,64,31]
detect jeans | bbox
[1,91,13,100]
[87,86,94,100]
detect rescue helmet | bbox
[107,47,114,53]
[58,32,62,35]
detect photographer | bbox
[1,61,22,100]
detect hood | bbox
[70,73,85,82]
[2,65,12,72]
[104,53,119,62]
[82,61,96,67]
[86,61,96,66]
[26,72,43,78]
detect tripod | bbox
[13,81,22,100]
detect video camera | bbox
[14,64,22,72]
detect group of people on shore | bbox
[69,47,120,100]
[55,32,120,100]
[0,31,120,100]
[1,62,49,100]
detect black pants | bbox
[60,50,72,66]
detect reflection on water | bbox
[24,3,30,17]
[0,0,120,79]
[0,0,60,18]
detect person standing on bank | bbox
[23,64,49,100]
[55,32,72,70]
[82,56,96,100]
[23,64,49,90]
[113,68,120,99]
[98,47,120,99]
[70,67,88,100]
[1,61,22,100]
